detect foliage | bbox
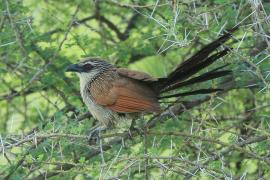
[0,0,270,179]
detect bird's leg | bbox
[88,125,107,144]
[128,119,144,138]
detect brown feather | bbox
[117,68,157,82]
[89,71,160,113]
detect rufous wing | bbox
[89,73,160,113]
[117,68,157,82]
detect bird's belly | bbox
[81,88,134,129]
[82,96,131,129]
[85,98,114,126]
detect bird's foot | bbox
[127,126,144,139]
[126,120,143,139]
[88,125,106,144]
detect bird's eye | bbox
[83,63,93,70]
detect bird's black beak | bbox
[65,64,82,72]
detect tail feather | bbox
[162,69,231,93]
[152,26,237,97]
[161,64,231,92]
[168,26,237,79]
[158,88,222,99]
[163,48,230,89]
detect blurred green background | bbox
[0,0,270,179]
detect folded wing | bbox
[89,71,160,113]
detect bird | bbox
[66,28,237,130]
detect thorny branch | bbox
[1,0,270,179]
[18,83,267,179]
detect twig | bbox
[4,0,28,57]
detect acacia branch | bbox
[0,87,47,101]
[28,87,232,179]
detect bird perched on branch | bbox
[66,27,237,130]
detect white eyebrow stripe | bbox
[80,61,97,66]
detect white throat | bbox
[77,71,98,92]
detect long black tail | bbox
[153,26,238,98]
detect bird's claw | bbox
[88,126,106,144]
[128,126,144,139]
[127,120,144,139]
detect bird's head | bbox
[66,57,114,83]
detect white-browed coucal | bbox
[66,27,236,128]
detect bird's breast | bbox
[80,85,114,127]
[79,71,137,129]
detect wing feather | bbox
[89,73,160,113]
[117,68,157,82]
